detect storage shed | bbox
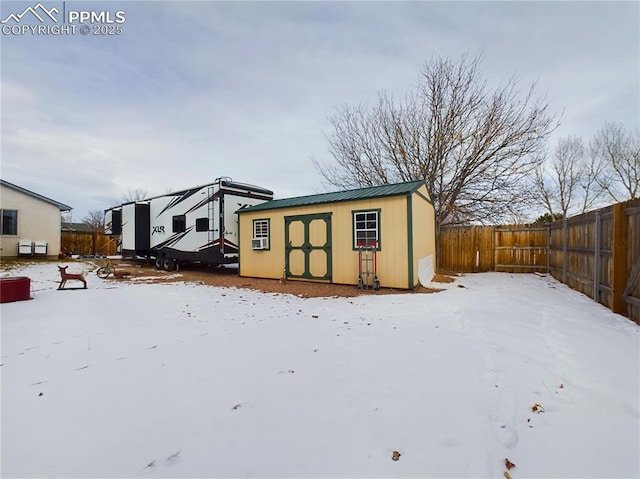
[237,180,436,289]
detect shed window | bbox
[252,219,270,249]
[253,219,269,238]
[1,209,18,235]
[353,210,380,249]
[172,215,186,233]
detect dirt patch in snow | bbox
[93,259,448,298]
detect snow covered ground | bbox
[2,262,639,478]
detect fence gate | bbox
[494,226,549,273]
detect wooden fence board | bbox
[494,225,548,273]
[438,198,640,324]
[438,226,494,272]
[625,199,640,322]
[61,231,118,256]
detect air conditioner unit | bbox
[251,237,269,250]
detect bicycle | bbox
[96,259,115,279]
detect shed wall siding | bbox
[240,196,411,288]
[412,185,437,286]
[0,185,63,258]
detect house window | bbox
[353,210,380,249]
[0,209,18,235]
[172,215,186,233]
[195,217,208,232]
[252,219,270,249]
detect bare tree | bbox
[314,53,558,241]
[119,189,148,204]
[534,136,587,218]
[591,122,640,202]
[580,143,609,212]
[82,209,106,256]
[82,209,105,232]
[533,160,556,219]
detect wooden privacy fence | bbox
[61,231,118,256]
[439,198,640,324]
[438,224,548,273]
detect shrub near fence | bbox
[438,198,640,324]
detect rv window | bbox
[172,215,186,233]
[353,210,380,250]
[195,218,209,232]
[0,209,18,235]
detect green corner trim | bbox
[407,195,414,289]
[237,212,241,274]
[414,189,433,206]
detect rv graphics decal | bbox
[153,227,194,249]
[156,188,201,217]
[152,226,166,235]
[184,195,215,215]
[181,189,273,216]
[198,237,239,253]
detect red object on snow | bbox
[0,277,32,303]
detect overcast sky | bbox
[1,1,638,221]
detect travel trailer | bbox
[105,178,273,270]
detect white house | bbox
[0,179,72,259]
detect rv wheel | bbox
[154,256,163,270]
[163,257,176,271]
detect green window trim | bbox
[352,208,381,251]
[252,218,271,250]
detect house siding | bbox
[0,184,63,258]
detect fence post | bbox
[593,210,601,301]
[562,218,568,284]
[611,202,629,315]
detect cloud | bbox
[1,1,638,220]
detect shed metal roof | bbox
[0,179,72,211]
[237,180,426,213]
